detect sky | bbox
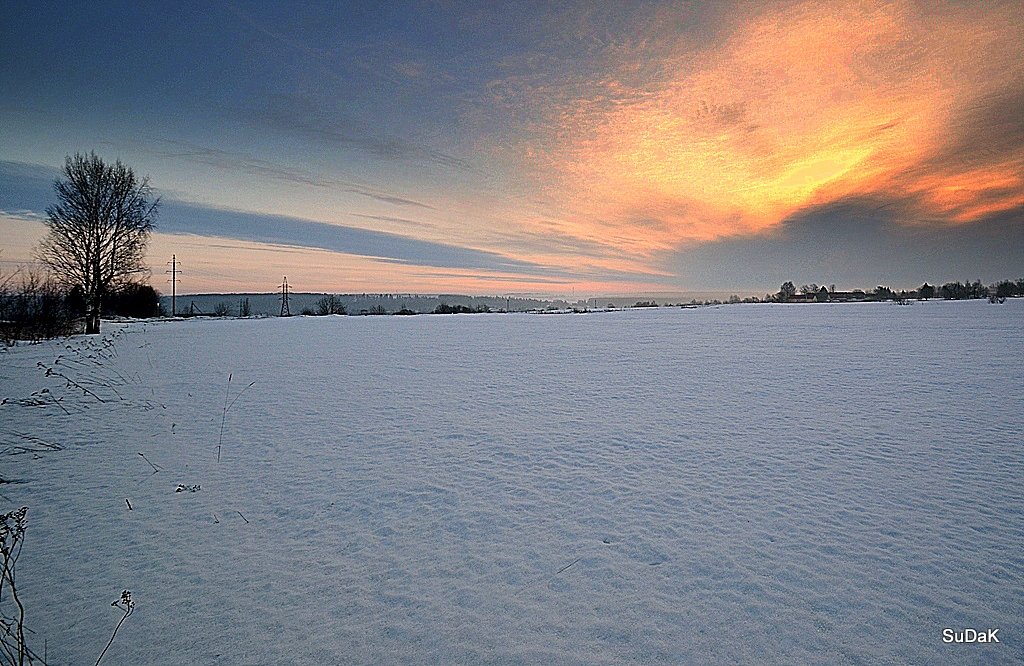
[2,0,1023,296]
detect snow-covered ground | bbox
[1,300,1022,664]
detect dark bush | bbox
[103,283,162,318]
[433,303,490,314]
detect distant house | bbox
[827,290,869,302]
[787,288,870,303]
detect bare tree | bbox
[315,294,346,315]
[36,153,159,334]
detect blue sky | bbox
[2,1,1022,294]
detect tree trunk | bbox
[86,294,101,334]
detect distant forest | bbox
[163,277,1024,319]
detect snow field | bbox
[0,300,1021,663]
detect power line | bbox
[279,276,291,317]
[166,255,180,316]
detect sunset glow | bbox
[2,0,1022,293]
[512,0,1024,258]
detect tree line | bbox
[769,279,1024,303]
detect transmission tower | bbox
[279,276,291,316]
[165,255,180,316]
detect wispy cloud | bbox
[158,201,542,274]
[237,95,475,172]
[222,3,475,172]
[350,213,437,230]
[149,140,436,209]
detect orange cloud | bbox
[507,0,1024,254]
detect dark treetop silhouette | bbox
[36,152,159,334]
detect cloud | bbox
[350,213,436,230]
[0,159,571,280]
[241,96,475,172]
[156,201,547,275]
[7,1,1021,293]
[148,140,436,209]
[0,160,56,214]
[0,158,676,292]
[498,0,1024,254]
[661,195,1024,289]
[145,141,432,209]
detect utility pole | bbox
[166,255,180,316]
[279,276,291,317]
